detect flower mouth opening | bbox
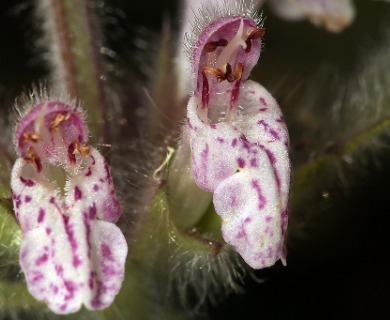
[196,18,264,124]
[16,102,89,171]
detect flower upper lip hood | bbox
[193,17,263,110]
[14,101,89,170]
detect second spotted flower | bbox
[183,2,291,269]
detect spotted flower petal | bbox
[187,81,289,268]
[185,5,290,268]
[11,99,127,314]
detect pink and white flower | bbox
[183,1,291,269]
[11,99,127,313]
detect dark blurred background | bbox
[1,0,390,319]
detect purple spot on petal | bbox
[93,184,99,191]
[201,144,209,158]
[244,217,252,223]
[250,158,258,168]
[25,195,32,203]
[236,227,247,239]
[281,209,288,232]
[261,146,282,189]
[239,135,251,152]
[64,280,77,301]
[74,186,82,201]
[63,216,78,258]
[104,163,111,181]
[102,265,119,278]
[51,284,59,294]
[267,247,274,259]
[259,107,268,112]
[258,120,280,140]
[187,117,193,129]
[37,208,45,223]
[251,180,267,210]
[264,226,275,238]
[217,137,224,143]
[232,138,238,147]
[89,271,95,289]
[265,216,272,223]
[237,158,245,168]
[73,256,82,268]
[13,194,21,209]
[35,253,48,266]
[89,203,97,219]
[55,264,63,276]
[85,167,92,176]
[20,177,35,187]
[31,272,44,284]
[199,143,210,185]
[90,280,105,309]
[46,227,51,235]
[101,243,115,262]
[259,97,268,106]
[83,211,92,259]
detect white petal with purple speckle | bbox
[10,100,127,314]
[184,8,290,268]
[187,81,290,269]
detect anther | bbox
[50,112,71,130]
[231,63,244,82]
[21,132,40,143]
[23,147,42,172]
[75,143,90,157]
[203,66,226,82]
[245,28,265,53]
[204,39,229,53]
[68,141,90,164]
[202,63,244,84]
[23,147,36,164]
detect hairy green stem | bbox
[37,0,110,142]
[145,19,185,143]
